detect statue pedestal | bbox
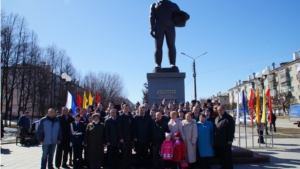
[147,72,185,107]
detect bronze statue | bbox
[150,0,189,71]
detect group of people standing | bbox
[35,98,235,169]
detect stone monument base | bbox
[147,72,185,107]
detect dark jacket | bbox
[70,122,85,144]
[134,115,152,143]
[84,122,105,162]
[99,110,107,123]
[58,115,75,145]
[37,115,62,145]
[162,115,170,123]
[117,113,134,144]
[192,114,200,123]
[214,112,235,146]
[104,117,118,146]
[18,115,30,129]
[150,119,170,145]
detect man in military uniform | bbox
[70,114,85,169]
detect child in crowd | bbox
[161,133,174,169]
[173,132,187,169]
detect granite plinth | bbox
[152,66,179,73]
[147,72,185,107]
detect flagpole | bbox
[252,118,254,148]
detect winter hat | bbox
[165,132,171,139]
[174,132,181,138]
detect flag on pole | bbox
[76,92,82,110]
[95,92,101,104]
[65,91,72,109]
[249,89,255,124]
[71,93,77,116]
[266,89,273,123]
[83,91,88,108]
[235,90,241,125]
[255,89,260,124]
[88,91,93,105]
[242,90,247,125]
[261,89,267,123]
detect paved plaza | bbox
[1,138,300,169]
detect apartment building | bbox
[228,52,300,114]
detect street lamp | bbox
[255,67,270,90]
[61,73,72,105]
[181,52,207,100]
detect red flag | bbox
[76,92,82,111]
[249,89,254,124]
[95,92,101,104]
[266,89,273,123]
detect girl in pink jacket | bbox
[161,132,174,169]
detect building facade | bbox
[228,52,300,115]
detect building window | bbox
[289,67,292,72]
[291,86,294,92]
[298,85,300,90]
[299,95,300,100]
[291,76,293,82]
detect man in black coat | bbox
[150,112,170,169]
[214,106,235,169]
[104,109,119,169]
[70,114,85,169]
[134,106,152,169]
[55,107,75,169]
[117,104,134,169]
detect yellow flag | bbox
[88,91,93,105]
[255,89,260,124]
[83,91,88,108]
[261,89,266,123]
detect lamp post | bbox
[181,52,207,101]
[255,67,272,147]
[61,73,72,106]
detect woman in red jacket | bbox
[173,132,187,169]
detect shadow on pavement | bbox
[1,148,12,154]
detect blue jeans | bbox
[41,144,56,169]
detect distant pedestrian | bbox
[17,110,31,145]
[1,119,4,140]
[214,106,235,169]
[269,112,277,133]
[37,108,62,169]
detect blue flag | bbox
[71,93,77,116]
[242,90,247,125]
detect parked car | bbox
[239,115,256,124]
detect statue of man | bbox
[150,0,189,69]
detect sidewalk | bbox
[1,138,300,169]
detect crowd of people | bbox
[33,99,236,169]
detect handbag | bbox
[181,160,188,168]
